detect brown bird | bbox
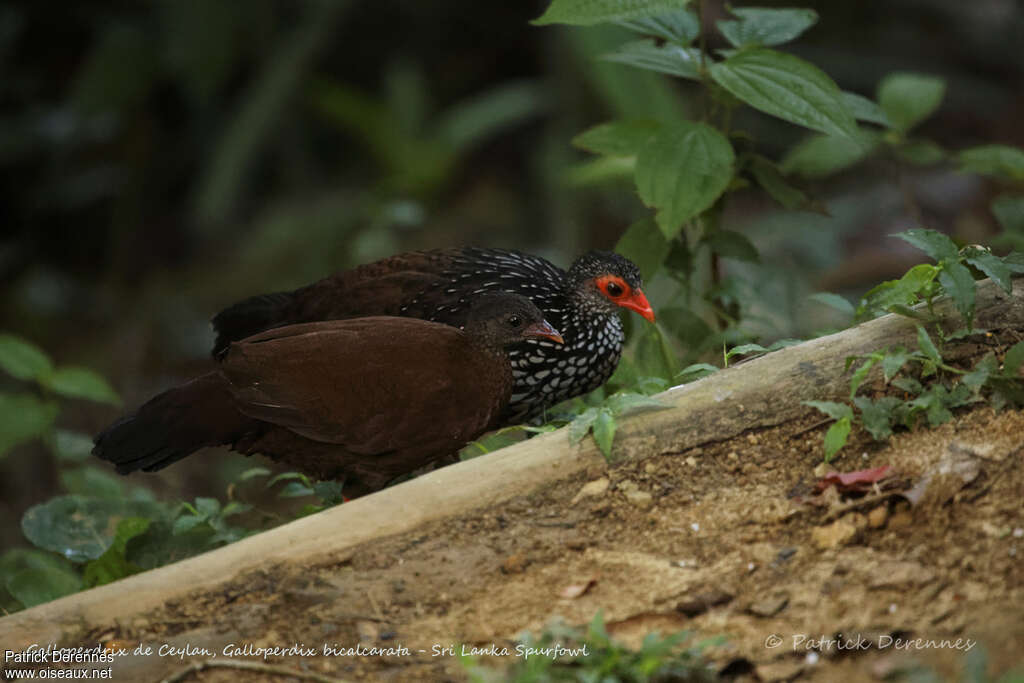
[211,247,655,424]
[93,293,562,496]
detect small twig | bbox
[821,490,900,522]
[161,658,349,683]
[789,417,834,439]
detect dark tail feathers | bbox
[93,373,251,474]
[210,292,294,359]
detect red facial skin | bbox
[594,275,656,322]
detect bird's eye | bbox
[507,315,521,327]
[605,281,624,297]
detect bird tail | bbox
[210,292,294,359]
[93,373,251,474]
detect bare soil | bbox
[60,401,1024,682]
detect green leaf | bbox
[893,229,959,263]
[239,466,272,481]
[602,40,700,80]
[726,343,769,360]
[881,348,912,382]
[533,0,691,26]
[842,91,889,126]
[565,156,636,186]
[938,261,976,327]
[606,392,667,415]
[266,471,311,488]
[21,496,165,563]
[823,416,851,461]
[0,393,59,457]
[592,410,617,459]
[991,195,1024,234]
[617,9,699,44]
[849,357,878,396]
[892,376,923,395]
[83,517,150,588]
[60,467,125,500]
[0,334,53,382]
[916,326,942,364]
[895,140,946,165]
[747,155,819,212]
[961,354,996,393]
[615,217,671,280]
[717,8,818,48]
[172,514,205,536]
[705,229,759,263]
[657,307,714,349]
[572,120,660,157]
[568,407,600,444]
[51,429,95,463]
[1003,342,1024,378]
[803,400,853,422]
[709,48,856,138]
[780,129,879,178]
[962,246,1012,293]
[958,145,1024,182]
[877,72,946,133]
[40,367,121,405]
[6,566,82,608]
[677,363,718,381]
[859,264,937,315]
[853,396,898,440]
[635,121,734,239]
[279,481,316,498]
[809,292,854,316]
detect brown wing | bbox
[211,251,456,356]
[219,317,507,455]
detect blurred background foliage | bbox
[1,0,1023,559]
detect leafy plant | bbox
[462,610,719,682]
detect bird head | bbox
[568,251,656,323]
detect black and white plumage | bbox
[211,247,655,424]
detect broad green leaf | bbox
[881,348,912,382]
[677,363,718,381]
[803,400,853,422]
[860,263,937,314]
[568,407,599,445]
[0,334,53,382]
[51,429,95,462]
[991,195,1024,235]
[633,323,681,379]
[717,8,818,48]
[565,156,636,186]
[747,155,820,212]
[809,292,854,316]
[7,566,82,608]
[606,392,667,415]
[615,217,671,280]
[916,326,941,364]
[60,467,125,500]
[893,229,959,263]
[896,140,946,165]
[877,72,946,133]
[617,9,699,44]
[823,416,851,460]
[849,357,877,396]
[533,0,691,26]
[0,393,59,457]
[194,497,221,518]
[572,120,660,157]
[266,471,312,488]
[40,367,121,405]
[853,396,896,440]
[239,466,272,481]
[705,229,760,263]
[842,91,889,126]
[1003,341,1024,377]
[780,129,879,178]
[21,496,165,563]
[602,40,700,80]
[278,482,316,498]
[710,48,856,138]
[892,376,922,395]
[958,145,1024,181]
[938,261,976,327]
[83,517,150,588]
[592,409,617,458]
[961,354,996,393]
[962,246,1011,293]
[726,343,769,360]
[635,121,734,238]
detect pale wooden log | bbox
[1,278,1020,648]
